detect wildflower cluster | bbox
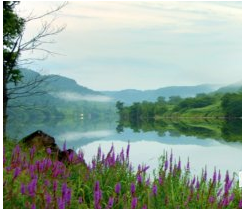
[3,142,242,208]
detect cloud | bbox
[16,2,242,91]
[52,92,112,102]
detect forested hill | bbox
[18,69,106,96]
[102,84,219,104]
[7,69,116,123]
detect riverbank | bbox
[3,139,242,208]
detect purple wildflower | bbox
[12,145,21,164]
[120,148,124,162]
[203,167,207,181]
[45,193,52,205]
[115,182,121,194]
[169,150,173,165]
[142,165,149,173]
[53,180,58,192]
[146,177,150,186]
[218,170,221,182]
[28,178,37,197]
[46,148,51,155]
[131,197,138,209]
[217,188,222,197]
[68,151,74,163]
[137,174,142,184]
[212,168,217,184]
[152,184,158,196]
[191,175,196,186]
[209,196,215,204]
[195,178,200,190]
[94,181,102,209]
[126,143,130,160]
[31,203,36,209]
[225,179,233,194]
[30,146,36,160]
[225,170,229,184]
[95,181,100,191]
[57,197,65,209]
[186,158,190,172]
[177,158,181,171]
[44,179,50,187]
[142,205,147,209]
[131,182,136,195]
[239,199,242,208]
[164,160,168,171]
[78,150,84,162]
[63,141,66,151]
[228,193,235,203]
[92,159,96,169]
[108,197,114,208]
[62,183,67,198]
[79,197,83,204]
[21,183,25,195]
[66,188,72,205]
[13,167,21,179]
[169,151,173,172]
[158,176,162,185]
[97,146,102,160]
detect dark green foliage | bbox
[3,1,25,84]
[173,95,215,111]
[221,93,242,117]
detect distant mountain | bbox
[102,84,219,104]
[7,69,116,126]
[10,69,112,103]
[216,81,242,94]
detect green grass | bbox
[3,140,242,209]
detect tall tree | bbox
[3,1,24,139]
[3,1,67,139]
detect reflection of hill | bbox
[117,118,242,143]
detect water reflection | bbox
[7,116,242,179]
[117,118,242,143]
[79,140,242,179]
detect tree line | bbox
[116,92,242,122]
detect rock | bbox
[21,130,80,164]
[21,130,60,154]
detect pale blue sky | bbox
[18,1,242,91]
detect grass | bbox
[3,140,242,209]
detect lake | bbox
[7,117,242,180]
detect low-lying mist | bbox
[52,91,113,102]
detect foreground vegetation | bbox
[3,141,242,208]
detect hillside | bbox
[7,69,116,125]
[216,81,242,93]
[102,84,219,104]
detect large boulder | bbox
[21,130,78,163]
[22,130,60,154]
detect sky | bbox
[17,1,242,91]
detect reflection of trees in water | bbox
[221,120,242,142]
[117,118,242,143]
[172,122,216,139]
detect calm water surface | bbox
[7,118,242,179]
